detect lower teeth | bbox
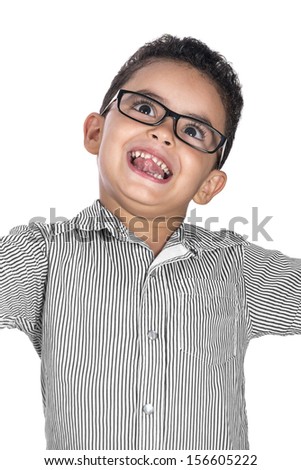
[145,171,165,180]
[130,156,168,180]
[145,172,162,179]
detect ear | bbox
[83,113,104,155]
[193,170,227,205]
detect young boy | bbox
[0,34,300,451]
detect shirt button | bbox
[147,330,158,340]
[143,404,154,415]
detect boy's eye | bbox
[136,104,153,115]
[182,123,207,141]
[132,100,157,117]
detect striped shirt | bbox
[0,199,301,450]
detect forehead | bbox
[123,60,226,132]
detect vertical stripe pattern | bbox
[1,199,301,449]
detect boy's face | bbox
[84,60,227,221]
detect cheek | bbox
[103,112,138,142]
[181,151,212,177]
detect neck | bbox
[102,199,184,257]
[131,216,183,257]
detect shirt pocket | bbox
[177,279,239,366]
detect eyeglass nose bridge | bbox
[149,109,180,146]
[157,107,181,125]
[151,107,186,146]
[153,107,181,137]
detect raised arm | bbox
[0,223,49,355]
[243,242,301,339]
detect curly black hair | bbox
[99,34,243,168]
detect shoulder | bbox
[183,223,249,253]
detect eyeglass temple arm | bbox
[217,140,228,169]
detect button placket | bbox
[138,269,165,449]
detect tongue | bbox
[132,156,165,178]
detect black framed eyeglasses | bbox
[101,89,228,169]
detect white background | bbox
[0,1,300,468]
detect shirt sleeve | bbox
[0,223,49,352]
[243,242,301,339]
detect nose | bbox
[147,117,175,146]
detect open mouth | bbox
[129,150,173,181]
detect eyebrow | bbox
[135,88,214,127]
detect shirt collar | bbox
[51,199,248,254]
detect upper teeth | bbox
[130,151,171,175]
